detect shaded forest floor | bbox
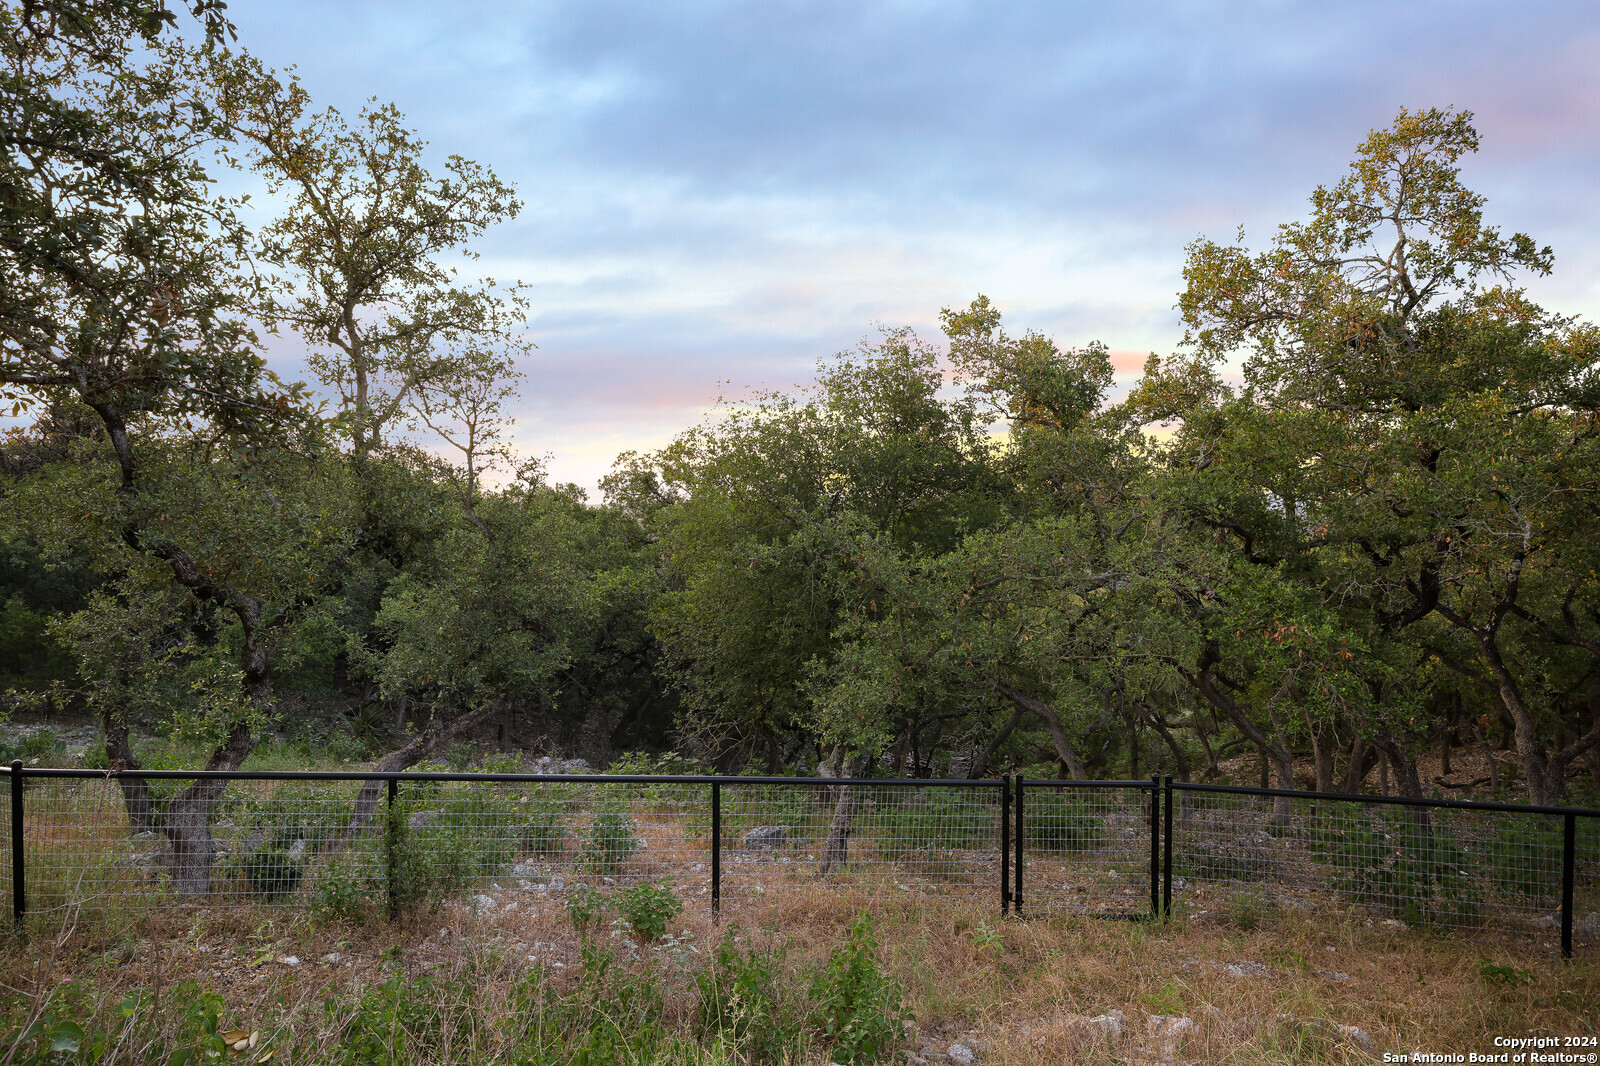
[2,891,1595,1065]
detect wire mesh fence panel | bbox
[4,769,1596,954]
[717,782,1002,910]
[1022,783,1153,918]
[1171,787,1595,946]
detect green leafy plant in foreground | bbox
[808,912,909,1066]
[696,926,807,1065]
[614,880,684,941]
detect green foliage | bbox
[566,883,607,931]
[333,968,458,1066]
[1478,957,1535,989]
[1026,794,1107,854]
[971,919,1004,956]
[696,927,807,1064]
[312,857,383,925]
[874,789,992,859]
[1308,809,1480,929]
[1477,816,1564,901]
[237,847,304,901]
[1230,888,1268,931]
[580,798,640,875]
[613,881,684,942]
[507,942,670,1065]
[807,913,909,1065]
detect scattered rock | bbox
[409,810,443,830]
[1380,918,1407,932]
[1147,1015,1194,1042]
[286,838,307,861]
[945,1042,975,1064]
[743,825,788,850]
[277,956,299,967]
[239,829,268,858]
[1077,1010,1123,1039]
[901,1052,928,1066]
[469,894,497,915]
[1224,961,1267,978]
[1315,970,1350,982]
[320,953,341,965]
[1337,1024,1376,1053]
[548,875,566,892]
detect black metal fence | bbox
[3,762,1596,956]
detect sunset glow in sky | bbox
[230,0,1600,493]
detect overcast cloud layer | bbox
[229,0,1600,494]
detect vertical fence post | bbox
[386,776,399,922]
[1013,774,1025,916]
[1149,774,1161,920]
[711,781,722,922]
[1162,775,1173,920]
[10,760,22,930]
[999,774,1011,916]
[1561,812,1576,960]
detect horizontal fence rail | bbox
[2,762,1595,956]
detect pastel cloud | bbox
[223,0,1600,492]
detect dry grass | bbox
[1,889,1594,1065]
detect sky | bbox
[225,0,1600,496]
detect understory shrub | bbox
[580,797,640,874]
[696,926,807,1064]
[808,912,909,1066]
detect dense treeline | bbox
[3,0,1598,864]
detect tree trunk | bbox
[1309,716,1335,794]
[1183,659,1294,823]
[817,785,854,877]
[1345,734,1377,793]
[1479,638,1561,805]
[163,720,257,896]
[1147,712,1193,783]
[967,705,1024,780]
[816,749,861,878]
[994,682,1087,778]
[339,700,507,846]
[1375,734,1431,835]
[102,713,156,833]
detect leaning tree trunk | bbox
[160,610,270,895]
[994,682,1089,778]
[1308,715,1335,794]
[1186,661,1296,825]
[102,713,157,833]
[163,720,257,895]
[339,700,507,847]
[1375,733,1431,837]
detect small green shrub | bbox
[697,926,807,1064]
[875,790,991,858]
[1231,888,1268,931]
[313,857,382,925]
[580,799,640,874]
[614,881,683,941]
[519,794,568,856]
[566,883,607,931]
[1478,957,1535,989]
[239,848,304,901]
[808,912,909,1066]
